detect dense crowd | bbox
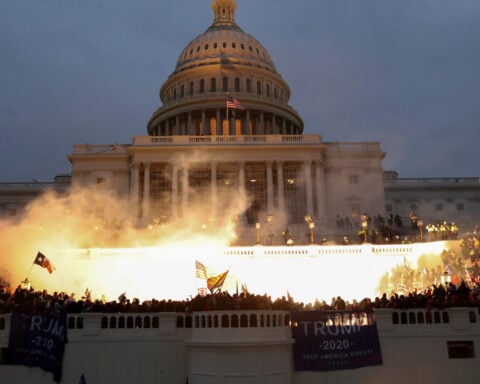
[1,279,479,316]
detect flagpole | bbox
[226,93,229,133]
[25,261,35,281]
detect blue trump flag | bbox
[291,310,382,371]
[8,312,68,382]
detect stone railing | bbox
[132,134,322,146]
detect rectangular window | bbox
[436,204,443,211]
[457,203,464,211]
[447,341,475,359]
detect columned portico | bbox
[277,161,285,213]
[304,161,314,217]
[266,161,274,214]
[130,162,140,218]
[314,160,327,221]
[142,162,151,221]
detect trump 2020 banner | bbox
[291,310,382,371]
[8,312,68,382]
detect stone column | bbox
[245,110,251,136]
[175,115,180,135]
[266,161,274,214]
[166,119,170,136]
[239,161,245,192]
[304,161,313,216]
[315,160,328,221]
[142,162,151,222]
[277,161,285,213]
[259,112,264,135]
[187,112,192,136]
[130,161,140,219]
[229,114,235,135]
[216,109,222,135]
[202,110,207,135]
[172,164,179,219]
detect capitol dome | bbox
[147,0,303,137]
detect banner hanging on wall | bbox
[291,310,382,371]
[8,312,68,382]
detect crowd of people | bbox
[335,212,464,244]
[1,278,479,316]
[2,225,479,316]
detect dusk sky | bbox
[1,0,479,182]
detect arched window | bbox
[173,88,177,100]
[235,77,240,92]
[144,316,151,328]
[199,79,205,93]
[118,316,125,329]
[240,314,248,327]
[256,81,261,95]
[266,84,270,97]
[211,78,216,92]
[176,316,184,328]
[181,85,185,98]
[189,81,194,96]
[221,314,229,327]
[222,76,228,92]
[101,316,108,329]
[246,78,251,93]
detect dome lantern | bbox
[211,0,237,25]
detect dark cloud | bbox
[0,0,479,181]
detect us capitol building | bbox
[1,0,479,242]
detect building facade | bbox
[67,0,386,242]
[1,0,478,241]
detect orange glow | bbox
[0,186,454,303]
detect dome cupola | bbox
[147,0,303,137]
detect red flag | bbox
[33,252,54,274]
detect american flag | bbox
[195,260,208,279]
[227,95,245,110]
